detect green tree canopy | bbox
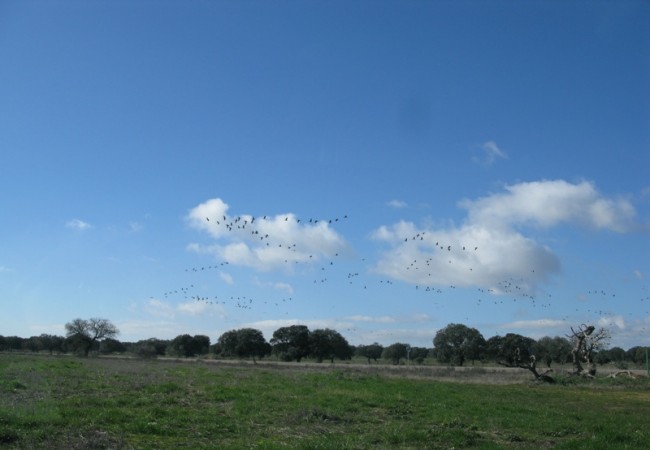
[217,328,270,361]
[433,323,485,366]
[216,330,240,357]
[487,333,536,365]
[270,325,311,362]
[168,334,202,357]
[37,334,65,354]
[382,343,409,365]
[234,328,271,361]
[626,346,647,366]
[536,336,572,367]
[356,343,384,363]
[410,346,430,364]
[99,338,126,354]
[133,338,169,358]
[309,328,352,363]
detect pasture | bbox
[1,354,649,449]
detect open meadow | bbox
[1,353,649,449]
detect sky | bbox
[1,0,649,350]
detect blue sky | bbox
[1,0,649,349]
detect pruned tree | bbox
[64,318,119,357]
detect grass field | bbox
[1,354,649,449]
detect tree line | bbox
[0,318,647,369]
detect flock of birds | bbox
[151,210,649,339]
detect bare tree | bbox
[497,346,555,383]
[65,318,119,357]
[567,324,610,377]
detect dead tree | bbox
[567,324,609,378]
[498,347,555,383]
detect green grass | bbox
[1,354,649,449]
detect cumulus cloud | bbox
[371,220,559,293]
[66,218,92,231]
[371,180,640,295]
[461,179,636,232]
[186,198,349,271]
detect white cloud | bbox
[116,320,187,341]
[346,315,396,324]
[371,221,559,294]
[500,319,568,330]
[66,218,92,231]
[144,299,176,319]
[177,300,227,318]
[345,313,431,324]
[0,266,13,273]
[387,199,408,209]
[219,271,234,285]
[472,141,508,166]
[129,222,144,233]
[144,298,227,320]
[273,282,294,295]
[633,270,644,280]
[460,179,636,232]
[252,278,294,294]
[598,315,626,330]
[371,180,640,295]
[186,198,349,271]
[352,327,437,347]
